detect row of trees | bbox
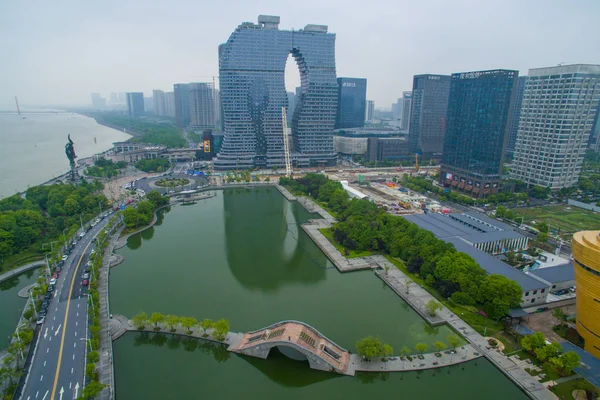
[520,332,581,375]
[85,158,127,178]
[98,115,187,148]
[122,190,169,230]
[134,158,170,173]
[281,174,523,320]
[355,334,462,361]
[224,171,270,184]
[131,312,230,341]
[0,181,109,268]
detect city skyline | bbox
[1,0,599,109]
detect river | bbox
[0,269,40,350]
[0,113,131,198]
[109,187,528,398]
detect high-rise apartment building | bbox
[335,77,367,129]
[408,74,451,158]
[400,92,412,131]
[126,92,145,117]
[90,93,106,110]
[365,100,375,122]
[572,230,600,359]
[287,92,296,128]
[440,70,518,197]
[174,83,191,127]
[505,76,527,157]
[189,82,218,129]
[153,90,166,116]
[165,92,175,118]
[215,15,337,169]
[511,65,600,189]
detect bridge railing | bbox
[242,320,349,353]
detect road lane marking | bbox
[75,322,78,327]
[75,332,77,337]
[71,368,73,374]
[36,392,38,398]
[72,354,75,360]
[47,348,49,353]
[54,324,62,336]
[43,391,49,400]
[50,233,97,400]
[40,375,43,381]
[44,361,46,366]
[76,313,78,317]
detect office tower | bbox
[153,90,166,116]
[90,93,106,109]
[440,69,518,198]
[126,92,145,117]
[505,76,527,158]
[143,97,153,114]
[174,83,191,127]
[164,92,175,118]
[512,65,600,189]
[365,100,375,122]
[408,74,451,158]
[572,230,600,359]
[287,92,296,128]
[391,99,402,120]
[400,92,412,131]
[215,15,337,169]
[189,82,218,129]
[110,93,119,104]
[590,108,600,151]
[335,77,367,129]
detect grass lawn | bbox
[0,250,44,274]
[493,332,520,354]
[384,255,503,336]
[550,378,599,400]
[516,205,600,239]
[318,228,376,258]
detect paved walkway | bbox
[371,256,557,400]
[17,283,36,298]
[0,261,45,284]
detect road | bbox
[21,217,109,400]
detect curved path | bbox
[0,261,44,284]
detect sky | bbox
[1,0,599,110]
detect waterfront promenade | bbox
[0,260,44,284]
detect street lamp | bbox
[80,338,92,352]
[15,323,28,359]
[62,229,68,251]
[44,253,52,277]
[79,213,85,232]
[29,290,38,319]
[98,200,103,216]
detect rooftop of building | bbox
[403,212,523,245]
[572,230,600,253]
[528,264,575,284]
[528,64,600,77]
[333,128,402,138]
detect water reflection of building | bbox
[222,188,326,291]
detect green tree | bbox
[434,341,447,353]
[212,319,230,341]
[477,274,522,320]
[149,312,165,330]
[165,314,180,332]
[535,342,562,362]
[123,207,140,229]
[80,380,107,399]
[400,346,412,357]
[551,351,581,375]
[537,222,549,234]
[496,206,507,219]
[447,335,460,349]
[88,350,100,363]
[131,312,148,329]
[415,342,428,355]
[382,344,394,357]
[200,319,214,335]
[85,363,98,380]
[521,332,546,352]
[356,336,385,361]
[552,308,567,325]
[537,232,549,243]
[180,317,197,334]
[425,299,442,317]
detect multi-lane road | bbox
[21,217,109,400]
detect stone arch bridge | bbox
[228,320,352,375]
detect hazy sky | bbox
[1,0,599,109]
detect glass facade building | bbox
[174,83,191,128]
[505,76,527,158]
[215,15,338,169]
[408,74,451,158]
[511,65,600,189]
[335,77,367,129]
[126,92,144,117]
[440,70,518,198]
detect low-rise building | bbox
[366,137,410,162]
[528,264,575,293]
[111,142,167,162]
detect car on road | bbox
[91,222,97,227]
[52,273,58,279]
[61,255,68,261]
[36,316,45,325]
[82,279,89,286]
[49,278,57,285]
[47,285,54,292]
[82,273,90,280]
[57,260,64,267]
[72,240,78,246]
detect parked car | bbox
[82,280,89,286]
[36,316,45,325]
[61,255,68,261]
[47,285,54,293]
[82,273,90,280]
[57,260,64,267]
[49,278,57,285]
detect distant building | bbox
[505,76,527,158]
[189,82,218,130]
[335,77,367,129]
[215,15,337,169]
[153,90,166,116]
[144,97,153,114]
[391,99,402,120]
[287,92,296,127]
[440,69,518,198]
[174,83,191,127]
[572,230,600,359]
[511,65,600,189]
[110,93,119,104]
[111,142,167,162]
[164,92,175,118]
[333,127,402,155]
[590,108,600,151]
[365,100,375,122]
[408,74,451,158]
[400,92,412,131]
[90,93,106,110]
[126,92,145,117]
[366,137,410,162]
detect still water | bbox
[0,113,130,198]
[110,188,527,398]
[0,269,40,350]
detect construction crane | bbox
[414,153,419,173]
[14,96,21,115]
[281,106,292,177]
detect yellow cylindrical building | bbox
[572,230,600,359]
